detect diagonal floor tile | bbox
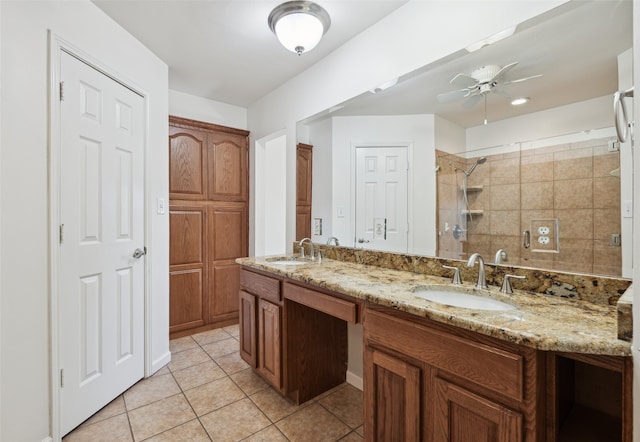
[184,377,246,416]
[339,431,364,441]
[63,412,132,442]
[214,351,250,375]
[172,360,226,391]
[200,398,270,441]
[230,368,269,396]
[143,418,210,442]
[169,336,198,354]
[243,425,289,441]
[223,324,240,338]
[201,337,240,359]
[168,347,211,372]
[249,386,309,422]
[276,403,351,442]
[128,394,196,441]
[124,373,181,410]
[318,384,363,429]
[80,395,126,427]
[192,328,233,346]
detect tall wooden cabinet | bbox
[296,143,313,240]
[169,116,249,337]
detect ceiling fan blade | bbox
[490,61,518,83]
[463,94,482,109]
[502,74,543,85]
[437,88,470,103]
[450,73,478,88]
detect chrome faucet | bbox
[298,237,315,260]
[494,249,507,264]
[467,253,487,289]
[326,236,340,246]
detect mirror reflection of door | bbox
[355,146,408,252]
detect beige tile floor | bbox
[63,324,364,442]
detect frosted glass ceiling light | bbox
[268,1,331,56]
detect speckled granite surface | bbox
[237,252,632,356]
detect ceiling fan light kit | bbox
[268,1,331,56]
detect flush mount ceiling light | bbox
[268,1,331,56]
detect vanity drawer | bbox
[240,269,280,303]
[365,308,524,402]
[283,282,357,323]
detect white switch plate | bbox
[623,200,633,218]
[313,218,322,235]
[337,206,345,218]
[157,198,166,215]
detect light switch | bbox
[623,200,633,218]
[157,198,166,215]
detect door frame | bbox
[47,32,151,440]
[351,143,413,252]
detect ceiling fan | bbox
[437,62,542,117]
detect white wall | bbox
[331,115,437,255]
[306,118,333,245]
[169,89,247,130]
[0,2,169,441]
[247,0,567,254]
[434,115,466,155]
[632,2,640,440]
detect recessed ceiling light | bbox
[511,97,530,106]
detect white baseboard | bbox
[346,371,363,391]
[150,350,171,376]
[41,437,53,442]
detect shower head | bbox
[462,157,486,176]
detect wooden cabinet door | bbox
[434,378,522,442]
[364,347,421,441]
[258,299,281,389]
[208,204,247,323]
[208,131,248,201]
[169,126,207,200]
[239,290,256,367]
[169,206,207,333]
[296,143,312,240]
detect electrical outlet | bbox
[538,226,550,235]
[538,236,550,245]
[313,218,322,235]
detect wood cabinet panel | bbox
[209,204,247,261]
[296,143,312,241]
[239,290,256,367]
[169,269,205,331]
[366,308,524,402]
[434,378,523,442]
[169,116,249,337]
[209,263,240,322]
[258,299,281,389]
[240,269,280,303]
[364,347,421,441]
[208,131,248,201]
[283,282,357,323]
[296,143,312,205]
[169,207,205,266]
[169,127,207,200]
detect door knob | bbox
[357,238,370,244]
[132,247,147,259]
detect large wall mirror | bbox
[296,0,633,278]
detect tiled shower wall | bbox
[436,137,621,276]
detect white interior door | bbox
[58,51,145,435]
[355,147,408,252]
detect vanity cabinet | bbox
[364,304,543,442]
[239,268,282,391]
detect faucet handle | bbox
[501,274,526,294]
[442,265,463,285]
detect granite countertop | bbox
[237,256,631,357]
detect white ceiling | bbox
[92,0,408,107]
[322,0,633,128]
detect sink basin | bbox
[415,287,516,311]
